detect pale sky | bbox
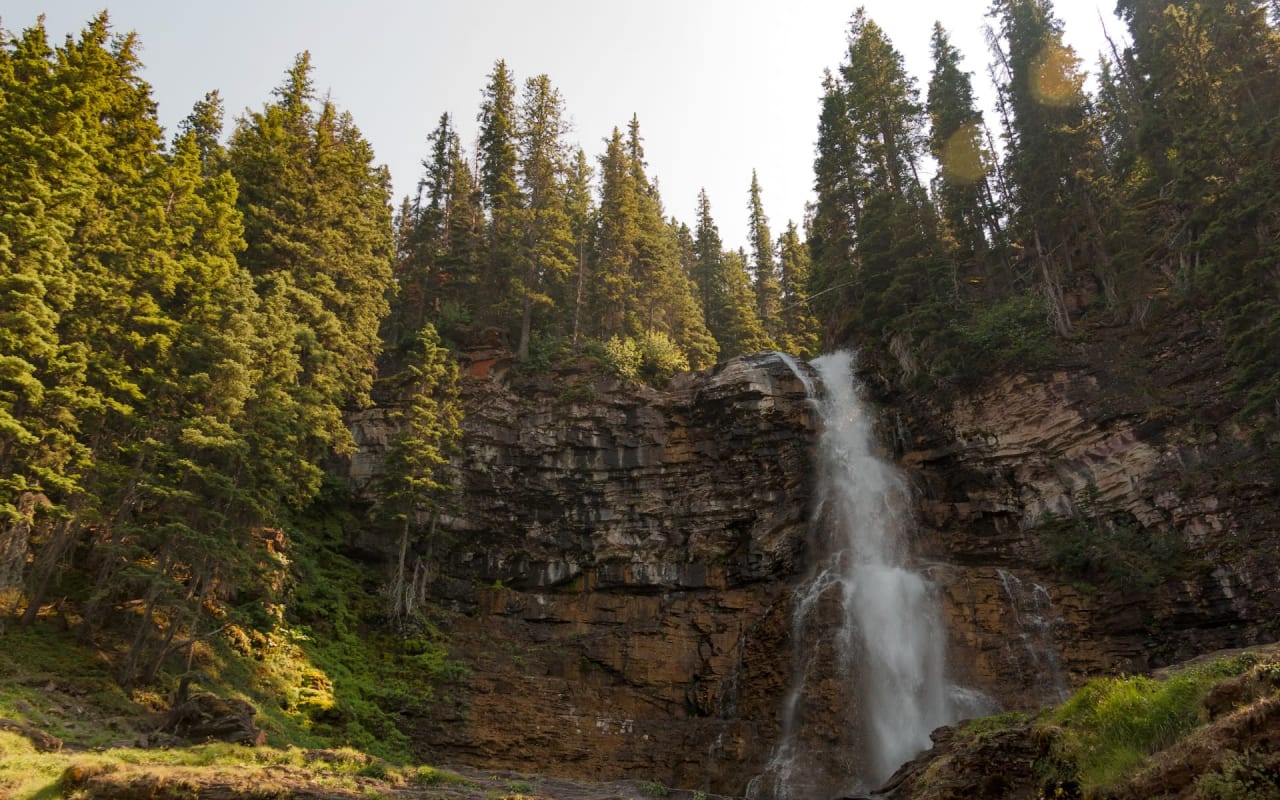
[7,1,1122,250]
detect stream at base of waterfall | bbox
[747,352,993,800]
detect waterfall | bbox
[749,351,983,799]
[997,568,1071,704]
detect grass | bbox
[1042,653,1263,792]
[0,623,151,749]
[0,734,475,800]
[957,710,1030,742]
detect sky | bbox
[7,1,1124,250]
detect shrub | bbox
[635,331,689,383]
[1046,656,1258,791]
[600,332,690,385]
[1195,751,1280,800]
[602,336,642,381]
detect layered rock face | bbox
[902,322,1280,712]
[349,352,815,794]
[346,327,1279,795]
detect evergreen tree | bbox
[988,0,1111,333]
[776,221,822,358]
[229,51,394,454]
[808,69,861,335]
[0,17,296,681]
[0,19,94,591]
[810,8,946,371]
[475,60,522,338]
[1113,0,1280,412]
[389,112,457,341]
[436,143,485,331]
[625,117,719,367]
[588,128,639,340]
[693,190,770,358]
[565,148,595,346]
[748,170,783,341]
[513,74,574,360]
[380,324,462,628]
[927,22,1004,292]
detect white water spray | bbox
[750,352,982,799]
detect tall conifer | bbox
[748,170,783,341]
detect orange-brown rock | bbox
[349,352,814,795]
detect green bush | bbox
[600,332,690,385]
[602,335,642,380]
[1046,656,1258,791]
[1195,751,1280,800]
[954,292,1054,372]
[636,330,689,383]
[1040,485,1184,593]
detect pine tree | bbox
[0,19,94,591]
[624,117,719,366]
[776,221,822,358]
[390,112,458,341]
[436,143,485,331]
[693,190,770,358]
[808,69,862,334]
[565,148,595,346]
[475,60,522,339]
[513,74,575,360]
[748,170,783,341]
[988,0,1111,333]
[1113,0,1280,412]
[589,128,639,340]
[380,323,462,628]
[810,9,946,370]
[229,51,394,455]
[927,22,1004,292]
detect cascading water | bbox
[749,352,986,799]
[997,568,1071,704]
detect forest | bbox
[1,0,1279,768]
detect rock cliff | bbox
[345,326,1279,796]
[349,351,815,794]
[903,320,1280,712]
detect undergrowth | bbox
[1041,653,1263,793]
[0,734,472,800]
[1039,484,1185,594]
[0,476,464,776]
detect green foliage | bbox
[635,330,691,383]
[692,190,771,359]
[1045,655,1259,791]
[602,336,643,381]
[925,292,1055,385]
[748,170,782,342]
[958,710,1031,741]
[775,221,821,358]
[278,482,464,760]
[1195,751,1280,800]
[1040,485,1183,592]
[599,331,690,385]
[520,331,571,374]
